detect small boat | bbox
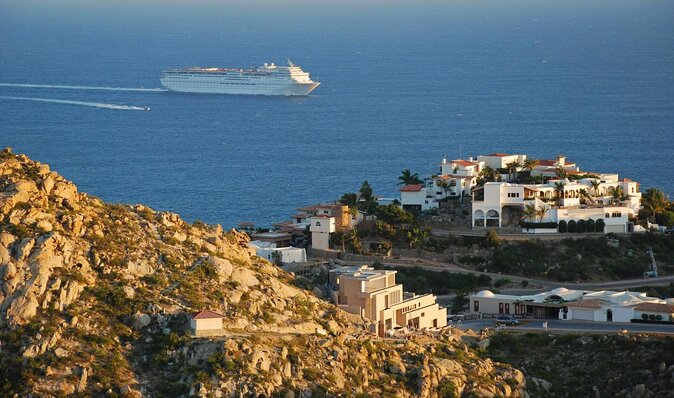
[143,107,151,111]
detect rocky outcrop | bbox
[0,148,529,397]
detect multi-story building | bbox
[329,265,447,335]
[471,174,641,233]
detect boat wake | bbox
[0,96,148,111]
[0,83,167,92]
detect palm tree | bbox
[523,159,540,172]
[479,166,499,183]
[579,189,592,205]
[522,203,538,222]
[359,180,374,203]
[590,180,601,197]
[554,181,566,205]
[437,179,449,197]
[642,188,669,221]
[505,161,522,182]
[554,167,568,179]
[611,185,625,204]
[397,169,422,186]
[536,206,549,223]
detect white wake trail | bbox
[0,83,167,92]
[0,96,148,111]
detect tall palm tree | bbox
[479,166,499,183]
[590,180,601,197]
[611,186,625,204]
[397,169,422,186]
[505,161,521,182]
[554,167,568,179]
[578,189,592,205]
[642,188,668,221]
[523,159,540,172]
[536,206,549,222]
[554,181,566,205]
[522,203,538,222]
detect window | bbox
[505,303,510,314]
[606,213,610,218]
[498,302,504,314]
[421,312,425,317]
[315,221,321,226]
[474,300,479,312]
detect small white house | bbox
[310,215,336,250]
[248,240,307,265]
[190,310,224,336]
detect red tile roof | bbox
[399,184,424,192]
[451,159,478,167]
[192,310,225,319]
[437,174,473,180]
[486,153,511,157]
[310,214,333,219]
[633,303,674,313]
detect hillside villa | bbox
[399,153,642,234]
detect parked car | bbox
[664,228,674,235]
[495,315,519,326]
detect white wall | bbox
[191,317,222,331]
[312,232,330,250]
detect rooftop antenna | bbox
[459,145,463,160]
[287,59,296,67]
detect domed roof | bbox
[475,290,495,298]
[551,287,569,295]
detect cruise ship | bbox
[160,60,320,96]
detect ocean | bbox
[1,1,673,227]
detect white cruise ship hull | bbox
[160,62,320,96]
[160,78,320,96]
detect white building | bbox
[399,158,482,211]
[469,288,674,323]
[248,240,307,265]
[399,184,436,212]
[471,175,641,233]
[310,215,336,250]
[477,153,527,171]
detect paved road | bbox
[454,318,674,335]
[375,256,674,291]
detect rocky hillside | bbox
[0,148,528,397]
[488,332,674,398]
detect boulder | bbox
[206,256,233,282]
[230,267,259,287]
[132,312,152,329]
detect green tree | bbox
[523,158,540,172]
[536,206,549,222]
[521,203,537,223]
[397,169,423,186]
[406,226,429,249]
[595,219,605,232]
[505,160,522,181]
[485,229,500,248]
[375,204,414,225]
[642,188,669,222]
[478,166,499,184]
[339,192,358,207]
[554,181,566,204]
[590,180,601,196]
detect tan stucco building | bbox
[329,265,447,335]
[190,310,225,336]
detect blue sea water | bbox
[1,1,673,227]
